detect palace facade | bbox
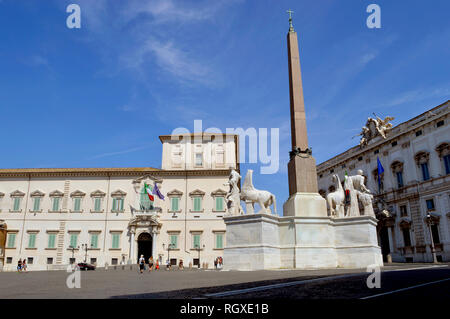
[0,133,239,271]
[317,100,450,263]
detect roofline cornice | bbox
[0,168,232,178]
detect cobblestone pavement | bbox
[0,263,448,299]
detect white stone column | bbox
[129,229,135,264]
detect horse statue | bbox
[240,170,276,214]
[326,174,345,218]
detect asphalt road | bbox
[0,263,448,299]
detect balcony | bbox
[133,207,162,217]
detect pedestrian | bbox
[214,258,217,269]
[155,260,160,270]
[165,259,170,270]
[138,255,145,274]
[148,256,154,272]
[179,259,184,270]
[22,259,27,272]
[17,259,22,272]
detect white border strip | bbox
[204,265,449,298]
[360,277,450,299]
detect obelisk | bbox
[283,11,327,217]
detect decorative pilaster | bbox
[129,228,135,264]
[152,229,158,258]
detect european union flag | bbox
[377,157,384,189]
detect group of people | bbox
[138,255,160,273]
[214,257,223,269]
[17,259,28,272]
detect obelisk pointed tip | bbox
[286,9,295,32]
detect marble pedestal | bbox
[223,214,383,270]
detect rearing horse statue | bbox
[240,170,277,214]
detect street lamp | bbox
[194,244,205,269]
[425,212,438,264]
[163,243,174,269]
[81,243,93,263]
[69,245,77,264]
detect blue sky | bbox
[0,0,449,213]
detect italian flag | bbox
[144,183,155,202]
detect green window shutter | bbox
[170,235,178,249]
[13,198,20,211]
[33,198,40,211]
[91,234,98,248]
[120,198,124,211]
[194,197,201,211]
[74,198,81,211]
[216,234,223,249]
[70,234,78,248]
[52,198,60,211]
[193,235,200,248]
[171,197,179,211]
[48,234,56,248]
[216,197,223,211]
[112,234,120,249]
[94,198,101,211]
[7,233,16,248]
[112,198,117,211]
[28,234,36,248]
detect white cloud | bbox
[385,86,450,107]
[70,0,240,86]
[122,0,221,25]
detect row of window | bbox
[0,190,227,213]
[397,198,436,218]
[167,232,224,250]
[6,231,225,251]
[6,231,122,250]
[323,152,450,194]
[169,196,225,212]
[321,142,450,186]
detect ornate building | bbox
[0,133,239,271]
[317,100,450,263]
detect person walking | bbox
[165,259,170,271]
[22,259,27,272]
[148,256,154,272]
[17,259,22,272]
[138,255,145,274]
[214,258,218,269]
[155,259,160,270]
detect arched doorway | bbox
[137,232,152,263]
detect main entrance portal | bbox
[137,232,153,263]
